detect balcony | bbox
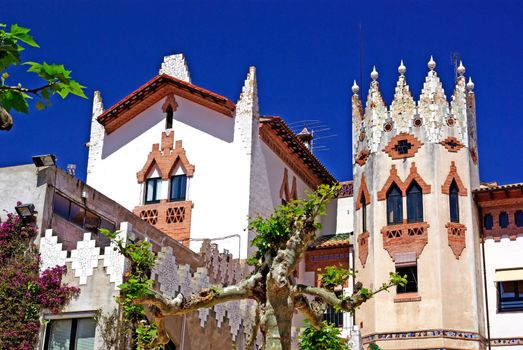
[133,200,192,244]
[381,221,429,261]
[446,222,466,259]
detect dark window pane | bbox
[449,180,460,223]
[407,182,423,223]
[145,178,162,204]
[393,140,413,155]
[499,280,523,312]
[484,214,493,230]
[387,183,403,225]
[396,266,418,293]
[84,211,101,233]
[45,319,72,350]
[515,211,523,227]
[323,305,343,327]
[53,194,70,219]
[165,341,177,350]
[499,212,509,228]
[361,193,367,232]
[166,106,173,129]
[69,202,85,227]
[170,175,187,201]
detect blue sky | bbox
[2,0,522,184]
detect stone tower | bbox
[352,58,485,349]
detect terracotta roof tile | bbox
[309,233,352,249]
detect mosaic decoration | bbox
[39,229,67,271]
[70,232,101,284]
[102,226,127,289]
[362,329,485,345]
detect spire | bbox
[234,66,259,150]
[419,56,448,142]
[450,61,468,146]
[467,77,475,91]
[391,60,415,131]
[92,90,104,119]
[364,66,387,152]
[159,54,191,83]
[352,80,359,95]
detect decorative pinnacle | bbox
[457,60,466,76]
[352,80,359,95]
[467,77,475,91]
[370,66,379,81]
[398,60,406,75]
[428,55,436,70]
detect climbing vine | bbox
[0,209,79,350]
[100,229,160,349]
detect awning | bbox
[495,268,523,282]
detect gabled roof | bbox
[259,116,336,188]
[97,74,236,134]
[309,233,352,249]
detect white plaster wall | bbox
[336,196,354,234]
[86,95,250,258]
[484,236,523,348]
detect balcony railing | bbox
[133,200,192,243]
[381,221,429,261]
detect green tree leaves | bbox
[0,23,86,130]
[298,321,347,350]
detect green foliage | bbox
[248,184,340,266]
[369,343,381,350]
[298,321,347,350]
[0,23,86,130]
[320,266,352,290]
[100,229,160,349]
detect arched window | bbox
[165,106,174,129]
[407,181,423,223]
[387,183,403,225]
[484,214,493,230]
[449,180,460,223]
[361,193,367,232]
[499,212,509,228]
[515,210,523,227]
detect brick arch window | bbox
[361,193,367,232]
[449,180,460,223]
[387,183,403,225]
[407,181,423,223]
[165,106,174,129]
[169,165,187,202]
[162,94,178,130]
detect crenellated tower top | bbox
[352,56,477,165]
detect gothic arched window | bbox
[407,181,423,223]
[449,180,460,223]
[165,106,174,129]
[387,183,403,225]
[361,193,367,232]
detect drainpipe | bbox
[477,203,492,350]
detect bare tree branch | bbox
[293,295,324,330]
[0,81,57,95]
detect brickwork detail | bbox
[134,200,192,244]
[357,232,369,267]
[377,163,431,201]
[355,149,369,166]
[383,133,423,160]
[305,247,350,272]
[355,174,371,210]
[161,93,178,113]
[279,168,298,203]
[446,222,467,259]
[441,161,467,196]
[137,131,195,182]
[381,222,429,261]
[440,136,464,153]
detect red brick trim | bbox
[357,232,369,267]
[446,222,467,259]
[394,293,421,303]
[440,136,464,153]
[355,149,369,166]
[290,176,298,201]
[355,174,371,210]
[137,131,195,182]
[280,168,289,201]
[403,163,431,195]
[383,133,423,160]
[377,165,403,201]
[161,93,178,113]
[305,246,350,272]
[381,221,429,261]
[441,161,467,196]
[470,147,478,164]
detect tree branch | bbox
[0,81,57,94]
[293,295,325,330]
[135,272,262,316]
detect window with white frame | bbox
[44,318,96,350]
[145,177,162,204]
[170,175,187,201]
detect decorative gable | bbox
[137,131,195,183]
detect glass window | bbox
[53,194,70,219]
[170,175,187,201]
[44,318,96,350]
[484,214,493,230]
[84,211,101,233]
[406,181,423,223]
[499,212,509,228]
[361,193,367,232]
[323,304,344,327]
[387,183,403,225]
[165,341,177,350]
[396,265,418,294]
[69,202,85,227]
[166,106,174,129]
[498,280,523,312]
[515,210,523,227]
[145,177,162,204]
[449,180,460,223]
